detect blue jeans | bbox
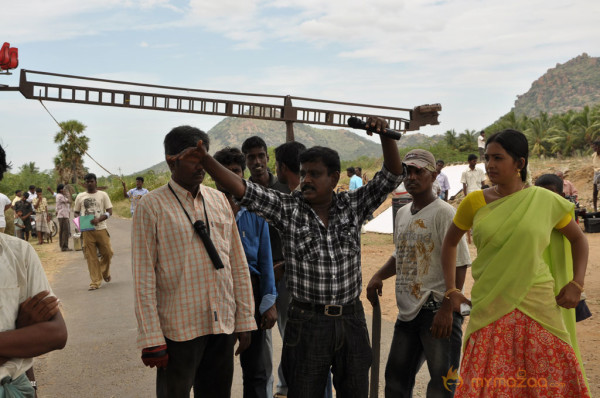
[385,308,463,398]
[282,300,372,398]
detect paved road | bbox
[35,217,430,397]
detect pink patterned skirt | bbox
[456,309,590,397]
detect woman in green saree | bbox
[434,129,590,397]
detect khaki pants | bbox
[82,229,113,289]
[0,227,5,233]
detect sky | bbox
[1,0,599,177]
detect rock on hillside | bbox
[513,53,600,118]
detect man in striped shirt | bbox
[173,117,405,397]
[132,126,256,398]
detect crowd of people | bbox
[1,132,598,398]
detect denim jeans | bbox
[384,308,463,398]
[157,334,235,398]
[282,300,372,398]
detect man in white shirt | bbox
[435,160,450,201]
[122,176,150,215]
[25,185,37,204]
[0,191,11,233]
[477,131,486,161]
[461,154,486,196]
[74,173,114,290]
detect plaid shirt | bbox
[132,179,256,349]
[239,165,404,305]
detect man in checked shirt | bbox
[132,126,256,398]
[170,117,406,398]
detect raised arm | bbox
[122,181,129,199]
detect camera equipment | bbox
[168,184,224,270]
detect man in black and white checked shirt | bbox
[172,117,405,398]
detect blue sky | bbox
[1,0,599,176]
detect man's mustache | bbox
[302,185,315,192]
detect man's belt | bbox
[291,299,360,317]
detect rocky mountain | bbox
[513,53,600,118]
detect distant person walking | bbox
[122,176,150,215]
[477,131,485,161]
[49,184,72,251]
[460,154,485,196]
[34,187,51,245]
[74,173,114,290]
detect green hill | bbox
[138,117,444,174]
[513,53,600,118]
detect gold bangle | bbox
[569,280,584,292]
[444,288,461,299]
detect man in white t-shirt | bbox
[74,173,114,290]
[477,131,485,161]
[461,154,486,196]
[367,149,470,397]
[0,191,11,233]
[122,176,150,215]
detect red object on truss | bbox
[0,42,18,70]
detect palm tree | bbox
[547,111,584,156]
[575,105,600,144]
[498,111,530,132]
[54,120,89,185]
[525,112,552,157]
[444,129,458,148]
[457,129,477,152]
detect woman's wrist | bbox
[568,280,584,292]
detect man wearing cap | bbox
[367,149,470,397]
